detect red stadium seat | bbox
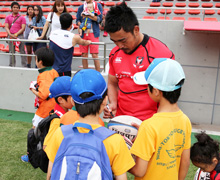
[189,0,198,1]
[67,8,74,12]
[44,14,48,18]
[64,2,71,6]
[0,23,5,27]
[72,15,76,20]
[204,17,218,21]
[72,2,83,6]
[0,32,8,38]
[142,16,155,19]
[157,16,170,20]
[202,3,213,8]
[172,17,185,20]
[150,2,161,7]
[42,8,51,12]
[0,8,11,12]
[73,24,78,29]
[0,14,6,19]
[21,2,32,6]
[201,0,210,1]
[116,2,127,5]
[0,3,4,6]
[174,9,186,14]
[20,8,27,12]
[163,2,173,7]
[73,8,78,13]
[0,44,5,51]
[188,17,201,21]
[73,47,82,56]
[160,9,172,14]
[216,3,220,7]
[41,2,53,6]
[188,9,200,14]
[188,3,200,7]
[204,10,215,15]
[2,45,9,53]
[32,2,42,6]
[105,2,116,6]
[146,9,158,14]
[4,2,12,6]
[175,3,186,7]
[214,0,220,1]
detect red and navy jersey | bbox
[109,34,174,121]
[211,163,220,180]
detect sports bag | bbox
[27,113,59,173]
[51,122,115,180]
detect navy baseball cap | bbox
[133,58,185,91]
[71,69,107,104]
[49,76,72,98]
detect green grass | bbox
[0,118,219,180]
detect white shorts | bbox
[32,114,44,127]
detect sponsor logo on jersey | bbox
[115,57,122,63]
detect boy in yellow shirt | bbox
[129,58,192,180]
[45,69,135,180]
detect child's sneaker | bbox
[21,155,29,162]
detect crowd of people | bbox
[4,0,107,71]
[4,0,219,179]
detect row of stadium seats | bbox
[146,9,220,15]
[150,2,220,7]
[143,16,219,21]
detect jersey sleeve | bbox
[21,16,26,25]
[130,122,156,161]
[108,49,117,76]
[44,127,64,163]
[183,118,192,150]
[46,12,52,22]
[104,134,135,176]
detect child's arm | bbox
[31,88,39,98]
[129,156,148,177]
[47,161,53,180]
[115,173,127,180]
[178,149,190,180]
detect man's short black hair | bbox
[60,13,73,30]
[148,79,185,104]
[75,91,107,118]
[55,95,69,105]
[35,47,54,67]
[104,2,139,33]
[11,2,20,9]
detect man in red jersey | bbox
[103,2,175,121]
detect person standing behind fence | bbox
[24,5,34,68]
[5,2,27,67]
[76,0,102,72]
[38,0,68,40]
[32,5,47,53]
[49,13,91,77]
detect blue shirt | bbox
[76,3,102,38]
[32,16,46,35]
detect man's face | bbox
[109,27,139,54]
[12,5,19,14]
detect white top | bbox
[47,12,61,34]
[49,29,75,49]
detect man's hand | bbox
[9,33,17,39]
[103,103,117,119]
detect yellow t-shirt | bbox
[45,122,135,176]
[43,118,60,146]
[130,110,192,180]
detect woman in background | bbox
[24,5,34,68]
[38,0,68,40]
[32,5,46,53]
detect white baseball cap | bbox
[133,58,185,92]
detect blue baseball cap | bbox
[133,58,185,91]
[71,69,107,104]
[49,76,71,98]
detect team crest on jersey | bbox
[115,57,122,63]
[133,56,144,68]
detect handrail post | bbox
[12,42,15,67]
[104,43,106,73]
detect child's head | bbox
[71,69,107,117]
[35,47,54,68]
[87,3,94,12]
[190,132,219,172]
[49,76,73,109]
[133,58,185,104]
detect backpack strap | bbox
[61,124,74,138]
[94,127,116,141]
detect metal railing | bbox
[0,38,108,72]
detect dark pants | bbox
[58,71,71,77]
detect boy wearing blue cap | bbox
[43,76,73,150]
[129,58,192,180]
[45,69,135,180]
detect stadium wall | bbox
[1,20,220,125]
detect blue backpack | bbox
[51,122,115,180]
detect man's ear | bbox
[133,25,140,36]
